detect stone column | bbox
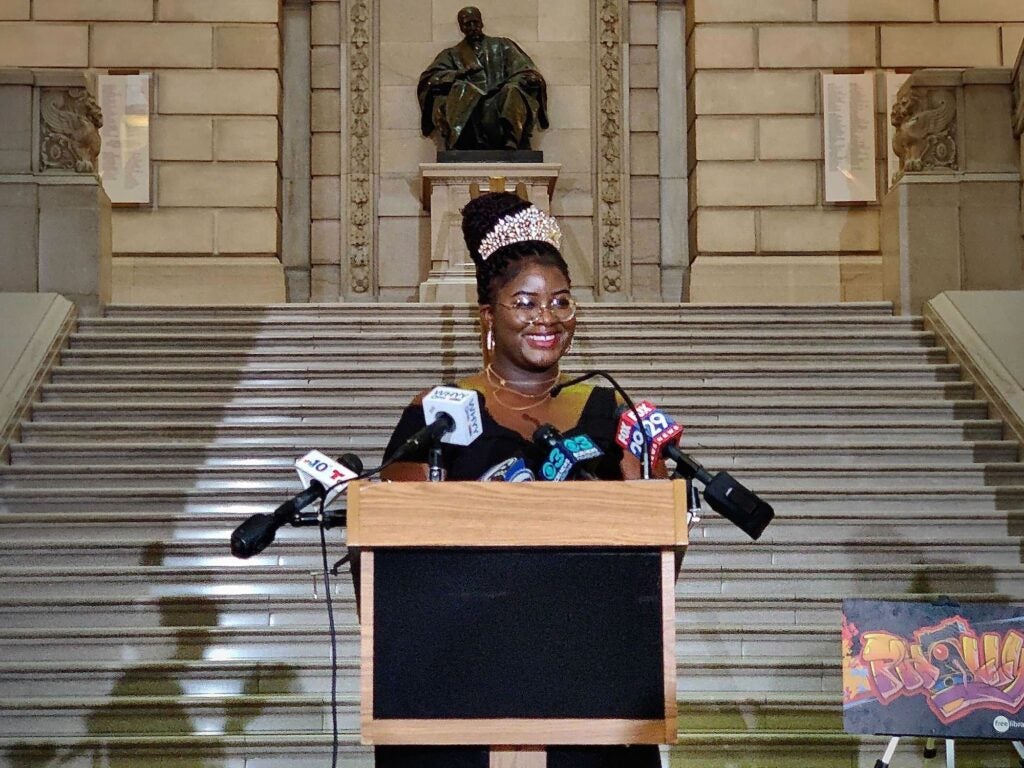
[0,69,111,316]
[657,0,688,301]
[281,0,313,302]
[0,70,37,291]
[882,68,1024,315]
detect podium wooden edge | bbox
[348,479,688,548]
[361,718,670,746]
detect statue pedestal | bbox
[418,162,560,303]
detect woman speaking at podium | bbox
[378,191,661,767]
[382,191,650,486]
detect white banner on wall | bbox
[97,73,151,204]
[822,72,877,203]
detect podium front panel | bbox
[361,548,677,745]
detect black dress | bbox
[375,385,663,768]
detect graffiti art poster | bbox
[843,598,1024,739]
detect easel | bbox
[874,735,1024,767]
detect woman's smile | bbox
[523,329,561,349]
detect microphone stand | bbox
[685,477,702,529]
[427,446,445,482]
[292,508,347,529]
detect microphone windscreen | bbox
[338,452,364,475]
[230,513,280,559]
[614,400,684,463]
[422,386,484,446]
[703,471,774,540]
[295,450,360,506]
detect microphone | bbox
[551,370,652,479]
[389,386,484,463]
[480,455,535,482]
[288,450,364,513]
[615,404,774,540]
[614,401,685,466]
[533,423,603,481]
[230,452,363,559]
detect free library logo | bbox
[993,715,1023,733]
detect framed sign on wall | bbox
[96,73,151,204]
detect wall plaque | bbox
[97,73,151,204]
[822,72,877,203]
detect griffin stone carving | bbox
[891,87,957,175]
[40,88,103,174]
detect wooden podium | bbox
[346,480,688,767]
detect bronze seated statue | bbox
[417,6,548,152]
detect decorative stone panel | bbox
[891,84,958,174]
[596,0,630,296]
[345,0,374,296]
[891,68,1018,178]
[38,86,102,173]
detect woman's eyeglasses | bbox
[495,296,577,324]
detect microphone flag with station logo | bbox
[295,449,361,507]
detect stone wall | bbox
[686,0,1024,303]
[0,0,284,302]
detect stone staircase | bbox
[1,302,1022,768]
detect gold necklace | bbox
[484,363,560,392]
[484,363,560,412]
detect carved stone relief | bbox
[347,0,373,294]
[891,86,958,174]
[596,0,628,295]
[39,87,103,174]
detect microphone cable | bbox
[552,369,653,479]
[316,492,341,768]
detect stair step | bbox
[1,536,1020,568]
[4,464,1022,492]
[47,362,962,383]
[1,505,1017,544]
[0,663,842,708]
[4,461,1021,484]
[52,347,952,368]
[10,439,1016,466]
[95,300,900,319]
[28,390,980,419]
[0,623,839,662]
[41,378,973,401]
[65,329,938,349]
[2,592,1011,632]
[0,563,1020,599]
[14,410,998,442]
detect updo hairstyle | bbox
[461,191,570,306]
